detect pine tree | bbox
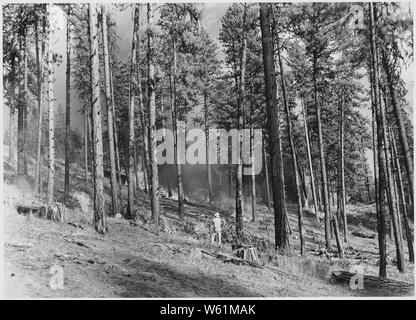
[101,4,120,216]
[63,5,71,205]
[46,4,55,206]
[88,3,107,234]
[147,3,160,224]
[260,3,288,251]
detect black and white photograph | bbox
[1,1,415,300]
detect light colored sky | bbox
[49,3,230,133]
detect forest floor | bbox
[2,156,415,298]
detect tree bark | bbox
[46,5,54,206]
[84,105,89,184]
[276,32,304,254]
[127,7,138,219]
[235,3,248,244]
[172,39,185,221]
[161,94,169,196]
[301,98,319,221]
[23,28,28,176]
[102,4,120,216]
[332,216,344,259]
[204,91,213,203]
[381,52,413,210]
[339,93,348,242]
[390,127,414,263]
[110,69,122,201]
[9,46,17,168]
[250,100,257,222]
[17,27,26,178]
[134,9,149,195]
[313,52,331,249]
[260,3,288,251]
[147,3,160,224]
[369,2,388,278]
[88,3,107,234]
[263,135,271,212]
[35,15,43,193]
[64,6,71,205]
[379,85,405,272]
[298,165,309,209]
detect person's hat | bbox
[215,212,220,218]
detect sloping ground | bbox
[5,183,357,298]
[2,155,414,298]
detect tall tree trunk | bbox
[278,133,291,236]
[161,94,169,196]
[301,98,319,221]
[369,65,384,273]
[133,142,138,195]
[147,3,160,223]
[316,177,323,211]
[369,2,387,278]
[379,83,405,272]
[313,53,331,248]
[381,52,413,210]
[204,91,213,203]
[87,108,94,175]
[260,3,288,251]
[110,70,122,201]
[263,135,271,212]
[390,150,404,243]
[332,216,344,258]
[17,28,26,178]
[228,164,233,198]
[250,100,256,222]
[84,106,89,183]
[166,79,176,199]
[127,7,138,219]
[23,29,28,177]
[235,3,247,244]
[390,127,414,263]
[102,4,120,216]
[172,39,185,221]
[339,94,348,242]
[9,47,17,168]
[276,33,304,254]
[362,139,371,203]
[64,6,71,205]
[88,3,107,234]
[46,5,55,206]
[35,16,43,193]
[299,165,309,209]
[135,11,149,195]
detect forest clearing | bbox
[2,2,414,298]
[3,154,414,297]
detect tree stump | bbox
[235,247,260,264]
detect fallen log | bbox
[17,205,46,217]
[129,220,139,227]
[331,271,414,296]
[17,203,64,222]
[351,231,376,239]
[201,250,263,269]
